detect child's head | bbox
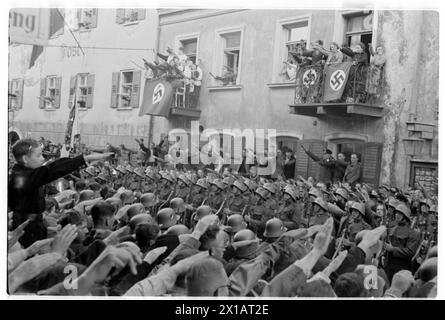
[12,139,44,168]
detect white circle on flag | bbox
[152,83,165,104]
[330,70,346,91]
[303,69,317,87]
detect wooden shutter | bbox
[86,74,95,108]
[111,72,120,108]
[116,9,125,24]
[361,142,383,187]
[39,78,46,109]
[137,9,146,20]
[16,79,24,109]
[307,140,327,180]
[54,77,62,108]
[130,71,141,108]
[68,75,76,108]
[295,139,326,179]
[90,8,98,28]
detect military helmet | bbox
[85,166,97,177]
[156,208,179,230]
[161,173,175,184]
[193,205,213,221]
[429,205,438,213]
[96,173,108,183]
[116,165,127,174]
[309,188,320,198]
[170,197,186,213]
[351,202,365,216]
[394,204,411,221]
[419,198,431,208]
[195,178,209,190]
[313,197,328,211]
[226,214,246,234]
[177,174,190,186]
[210,178,226,191]
[166,224,190,236]
[129,213,154,232]
[263,182,276,195]
[223,176,235,187]
[263,218,287,238]
[232,180,248,193]
[284,186,298,201]
[255,187,269,201]
[335,188,348,201]
[140,193,158,207]
[133,167,146,178]
[387,198,399,210]
[233,229,256,242]
[125,165,134,173]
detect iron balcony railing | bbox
[294,63,385,105]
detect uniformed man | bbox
[175,174,191,201]
[207,178,227,213]
[158,172,176,202]
[140,193,158,218]
[225,180,248,216]
[384,204,421,281]
[244,187,274,237]
[341,202,371,248]
[276,186,301,230]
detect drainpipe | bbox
[148,15,161,145]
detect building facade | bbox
[8,9,439,190]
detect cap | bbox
[166,224,190,236]
[226,214,246,234]
[263,182,276,195]
[351,202,365,216]
[210,179,226,191]
[335,188,348,201]
[156,208,179,230]
[394,204,411,221]
[263,218,287,238]
[193,205,213,221]
[195,178,209,190]
[140,193,158,207]
[232,180,248,193]
[255,187,269,201]
[170,197,186,213]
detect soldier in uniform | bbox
[175,174,191,201]
[225,180,249,216]
[339,202,371,249]
[309,197,332,227]
[207,179,227,213]
[276,186,301,230]
[386,197,400,228]
[158,172,176,202]
[189,178,209,211]
[383,204,421,281]
[244,187,274,237]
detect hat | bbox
[193,206,213,222]
[284,187,298,201]
[129,213,154,232]
[166,224,190,236]
[313,197,328,211]
[263,218,287,238]
[125,165,134,173]
[170,197,186,213]
[309,188,320,198]
[232,180,248,193]
[387,198,399,209]
[96,173,108,183]
[140,193,158,207]
[116,165,127,174]
[335,188,348,201]
[177,174,190,186]
[156,208,179,230]
[351,202,365,216]
[133,168,145,178]
[263,182,276,195]
[324,149,333,155]
[161,173,175,184]
[226,214,247,234]
[195,178,209,190]
[85,166,97,176]
[210,179,226,191]
[429,205,438,213]
[394,204,411,221]
[255,187,269,201]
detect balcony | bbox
[169,84,201,119]
[289,64,385,118]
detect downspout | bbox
[148,15,162,144]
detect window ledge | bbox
[267,82,296,89]
[207,85,242,92]
[123,21,140,26]
[117,107,134,111]
[44,108,57,111]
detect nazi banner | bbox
[323,62,353,102]
[139,78,174,117]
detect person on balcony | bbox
[280,57,298,82]
[366,44,386,101]
[341,43,369,102]
[341,42,369,65]
[190,62,202,108]
[183,59,194,108]
[313,42,344,66]
[300,40,327,66]
[209,66,236,86]
[145,47,177,78]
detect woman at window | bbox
[366,44,386,101]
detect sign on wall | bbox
[9,8,50,46]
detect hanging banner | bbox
[139,78,174,118]
[323,62,353,102]
[9,8,50,46]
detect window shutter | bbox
[68,75,76,108]
[111,72,120,108]
[295,139,326,179]
[17,79,24,109]
[130,71,141,108]
[54,77,62,108]
[361,142,383,187]
[39,78,46,109]
[116,9,125,24]
[137,9,146,20]
[86,74,95,108]
[295,140,310,178]
[90,8,98,28]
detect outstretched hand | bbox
[312,218,334,255]
[8,219,32,249]
[51,224,78,256]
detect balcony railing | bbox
[291,62,385,118]
[170,83,201,118]
[294,63,385,105]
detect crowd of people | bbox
[282,40,386,103]
[7,137,438,297]
[144,47,204,109]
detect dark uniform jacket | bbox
[277,201,301,230]
[9,155,87,217]
[304,150,335,183]
[388,223,421,271]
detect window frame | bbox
[77,73,89,110]
[45,75,57,109]
[118,69,135,110]
[213,25,245,86]
[123,9,142,25]
[175,33,200,64]
[271,14,312,84]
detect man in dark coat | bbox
[8,138,113,248]
[301,145,335,183]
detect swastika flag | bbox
[323,62,353,102]
[139,78,174,118]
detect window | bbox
[39,76,61,109]
[9,79,23,109]
[272,16,311,83]
[213,27,244,86]
[180,38,198,64]
[110,70,142,109]
[70,74,95,109]
[116,9,146,24]
[66,8,98,31]
[344,11,373,61]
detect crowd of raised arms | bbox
[7,136,437,297]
